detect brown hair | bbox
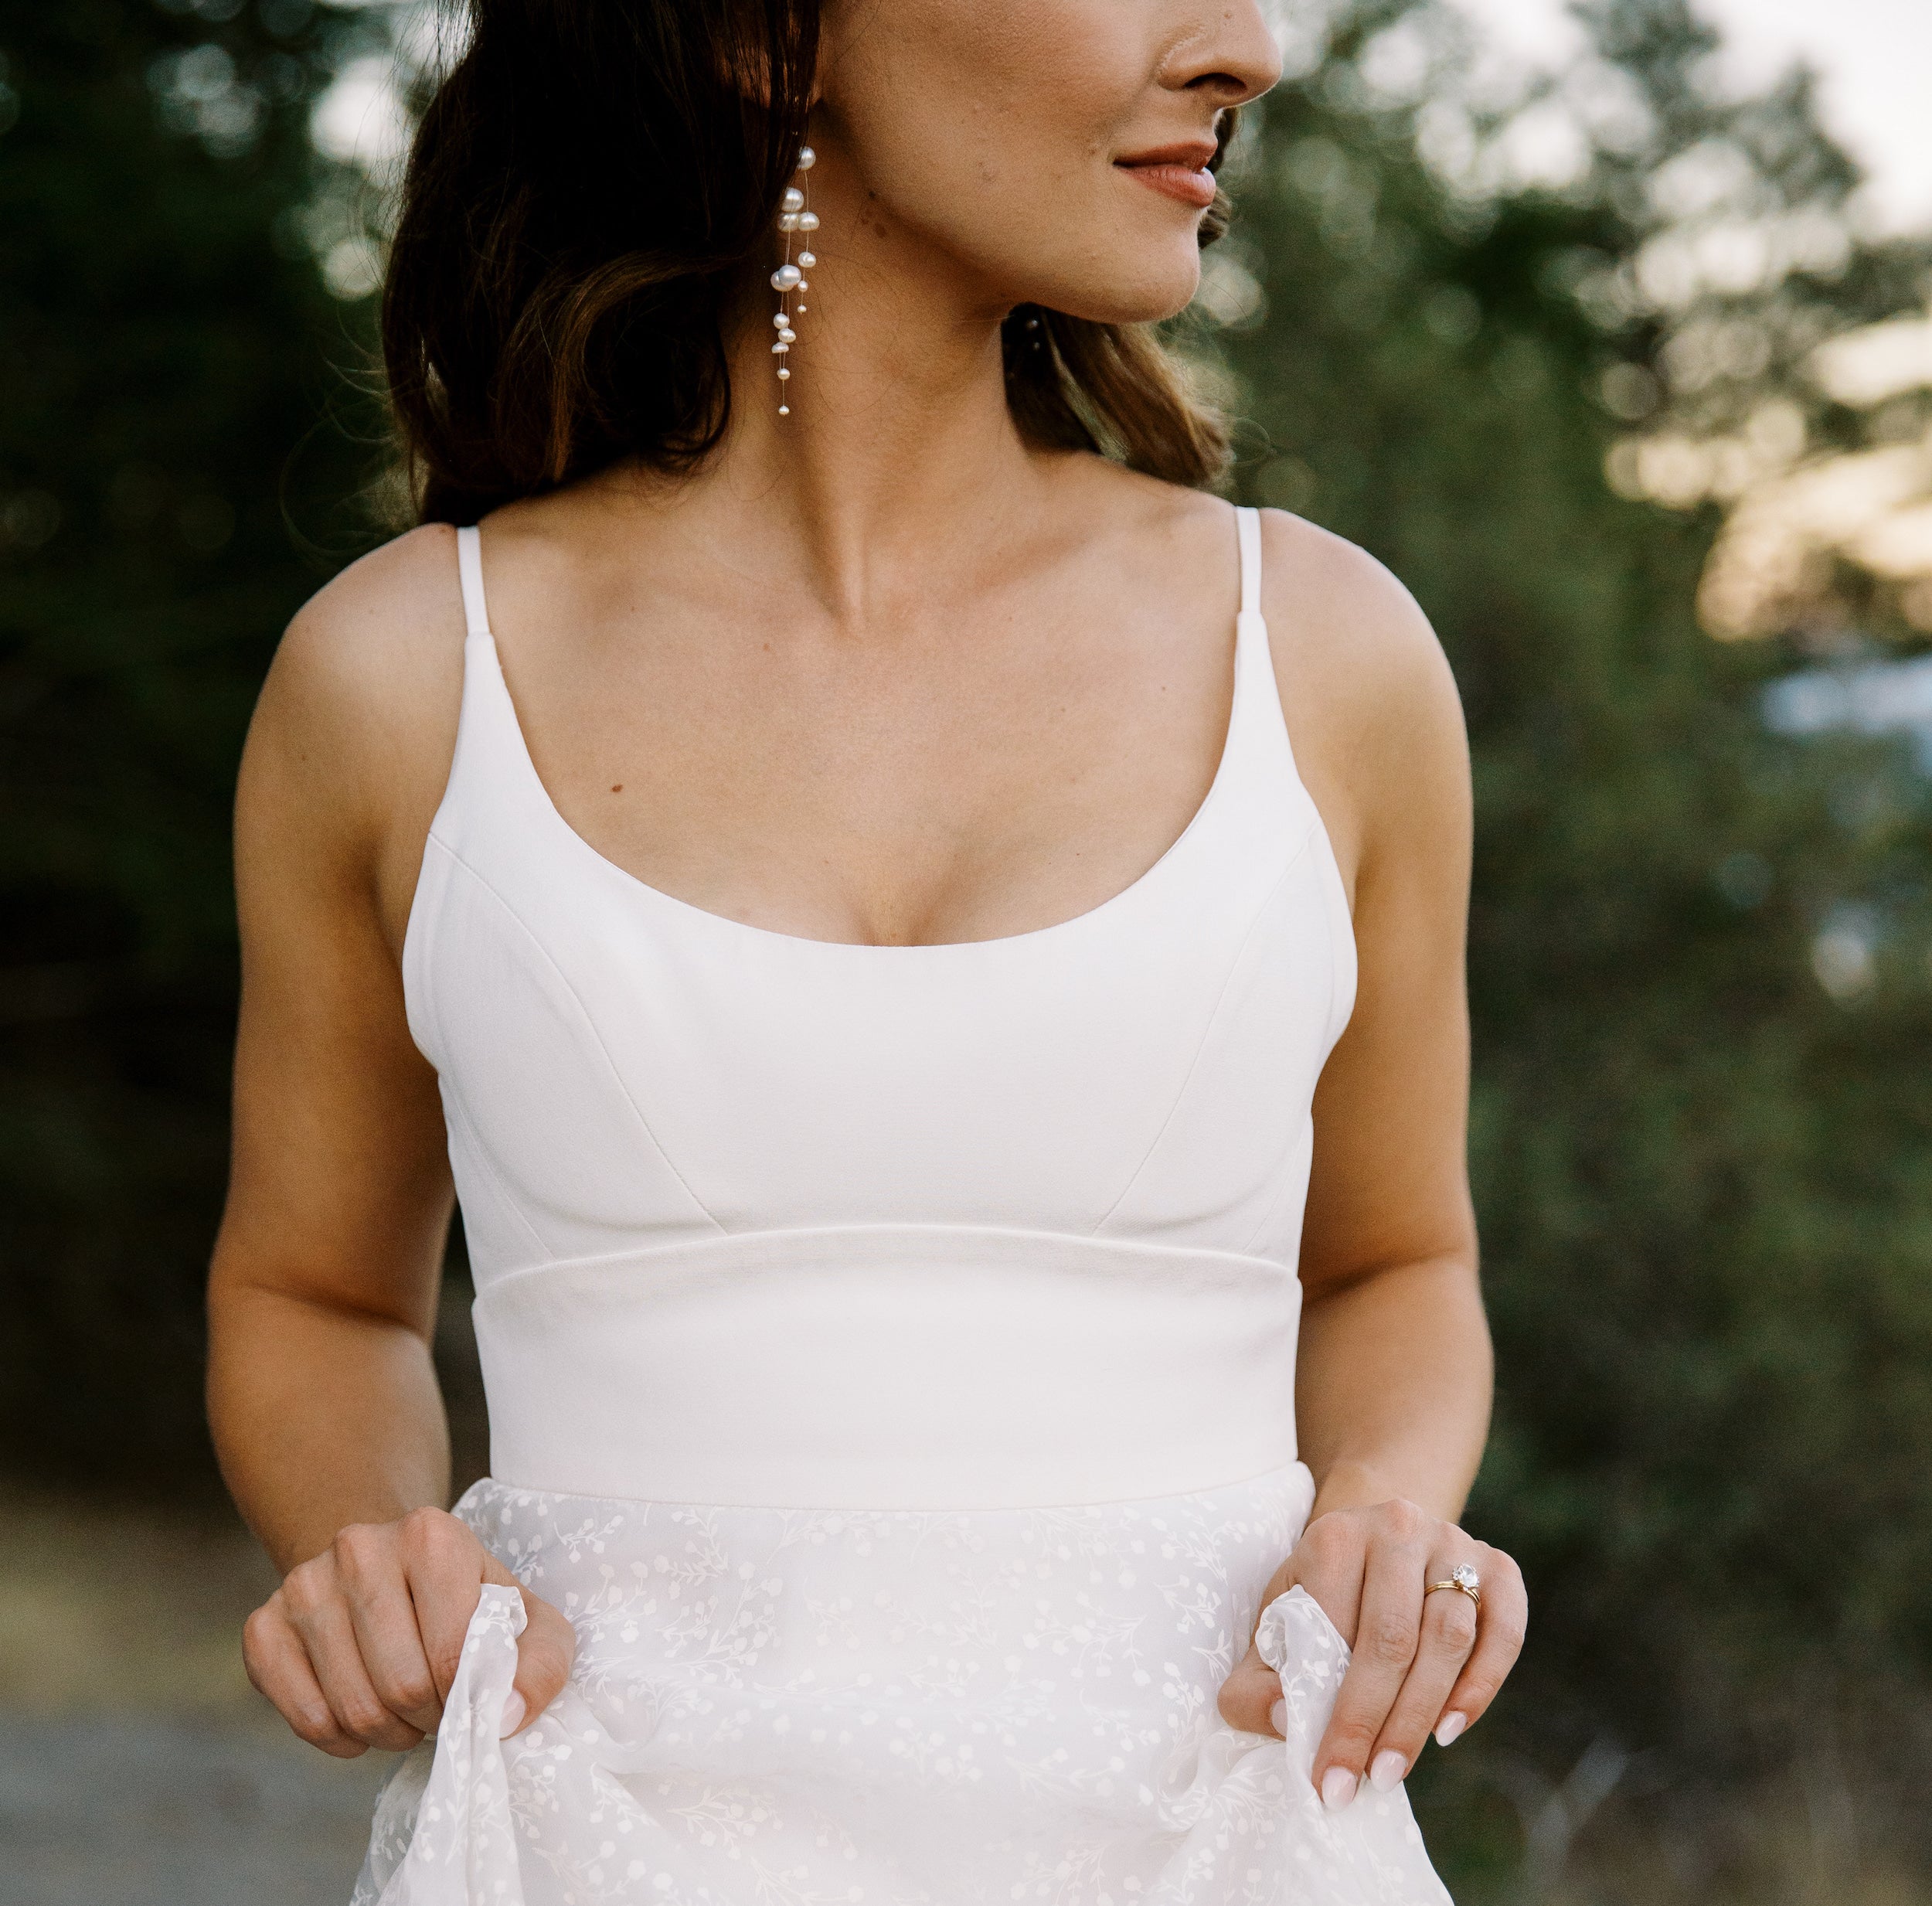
[383,1,1234,526]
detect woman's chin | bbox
[1043,264,1205,330]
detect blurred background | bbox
[2,1,1930,1900]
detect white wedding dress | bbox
[352,509,1453,1904]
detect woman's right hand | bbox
[243,1504,577,1757]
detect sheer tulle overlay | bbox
[354,1465,1451,1904]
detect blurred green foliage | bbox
[0,0,383,1483]
[2,0,1930,1894]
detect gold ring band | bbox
[1426,1564,1481,1608]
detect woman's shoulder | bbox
[239,522,469,931]
[1256,509,1452,710]
[1253,509,1469,891]
[1257,508,1463,754]
[268,521,467,725]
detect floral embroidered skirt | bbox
[352,1462,1451,1904]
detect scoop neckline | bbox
[474,607,1254,957]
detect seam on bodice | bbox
[442,1083,553,1261]
[1090,832,1315,1234]
[475,1220,1304,1294]
[426,835,727,1240]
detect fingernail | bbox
[1435,1710,1468,1748]
[498,1690,526,1739]
[1268,1698,1287,1738]
[1369,1749,1406,1792]
[1320,1765,1358,1811]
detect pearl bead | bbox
[779,328,795,342]
[777,213,799,233]
[772,311,789,328]
[797,146,815,170]
[770,264,801,291]
[781,186,804,214]
[778,403,789,414]
[795,302,807,313]
[771,341,788,354]
[777,367,790,379]
[798,210,819,231]
[797,250,815,268]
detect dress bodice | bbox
[402,505,1355,1508]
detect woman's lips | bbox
[1117,160,1218,209]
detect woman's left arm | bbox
[1216,512,1526,1803]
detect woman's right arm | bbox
[207,527,573,1758]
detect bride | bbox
[206,0,1524,1898]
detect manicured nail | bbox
[498,1690,526,1739]
[1369,1749,1406,1792]
[1320,1766,1358,1811]
[1268,1698,1287,1738]
[1435,1710,1468,1748]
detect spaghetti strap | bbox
[456,524,492,639]
[1235,505,1262,621]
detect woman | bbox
[207,1,1524,1898]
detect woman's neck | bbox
[690,178,1060,622]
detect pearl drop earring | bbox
[768,144,819,417]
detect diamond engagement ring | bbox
[1425,1563,1481,1608]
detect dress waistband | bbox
[471,1224,1302,1510]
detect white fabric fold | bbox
[1251,1587,1451,1900]
[372,1584,526,1906]
[355,1476,1452,1904]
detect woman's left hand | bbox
[1216,1498,1526,1807]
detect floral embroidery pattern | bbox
[355,1465,1450,1904]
